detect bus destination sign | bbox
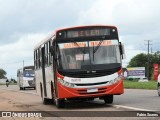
[58,27,112,39]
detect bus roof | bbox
[34,25,117,50]
[55,25,117,33]
[23,65,34,69]
[17,66,34,72]
[34,31,55,50]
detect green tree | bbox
[0,68,7,79]
[127,53,148,67]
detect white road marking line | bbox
[113,104,156,111]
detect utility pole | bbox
[144,40,152,80]
[23,60,24,68]
[151,47,153,54]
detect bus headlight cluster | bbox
[58,78,75,88]
[108,75,123,85]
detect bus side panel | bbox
[19,76,23,87]
[35,69,43,96]
[17,76,20,87]
[45,66,54,99]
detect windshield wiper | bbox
[93,40,103,61]
[70,39,86,62]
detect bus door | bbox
[41,47,47,97]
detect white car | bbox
[158,74,160,96]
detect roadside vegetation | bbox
[127,52,160,80]
[124,79,157,90]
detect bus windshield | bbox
[57,39,121,71]
[23,70,34,77]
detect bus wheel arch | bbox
[40,82,49,104]
[40,83,43,97]
[20,87,22,90]
[51,82,65,108]
[51,81,54,99]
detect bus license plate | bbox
[87,88,98,93]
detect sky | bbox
[0,0,160,79]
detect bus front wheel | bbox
[103,95,113,104]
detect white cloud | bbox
[77,0,160,66]
[0,33,48,78]
[122,45,146,67]
[1,0,160,78]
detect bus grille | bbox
[75,81,108,86]
[77,88,106,95]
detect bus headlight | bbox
[58,78,75,88]
[24,80,28,83]
[108,75,123,85]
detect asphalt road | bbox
[1,85,159,111]
[0,85,160,120]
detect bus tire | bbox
[43,98,50,105]
[55,98,65,108]
[103,95,113,104]
[40,83,50,105]
[158,83,160,96]
[51,82,55,104]
[20,87,22,90]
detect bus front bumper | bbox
[57,79,124,99]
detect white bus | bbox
[17,66,35,90]
[34,25,125,108]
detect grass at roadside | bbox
[124,80,157,90]
[1,80,157,90]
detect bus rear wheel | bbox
[158,84,160,96]
[54,98,65,108]
[103,95,113,104]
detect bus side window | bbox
[36,51,38,69]
[34,50,37,70]
[45,43,48,66]
[48,42,50,66]
[38,48,41,69]
[49,40,53,64]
